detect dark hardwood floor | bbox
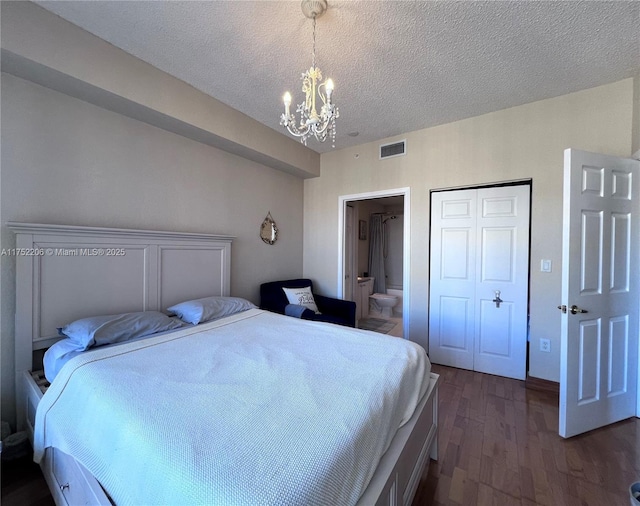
[1,456,54,506]
[414,364,640,505]
[2,364,639,505]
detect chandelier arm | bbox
[291,124,311,138]
[282,116,311,139]
[311,116,333,137]
[317,81,328,106]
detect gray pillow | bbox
[167,296,256,325]
[58,311,186,351]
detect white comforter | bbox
[34,309,430,506]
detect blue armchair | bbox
[260,279,356,328]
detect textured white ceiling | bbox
[35,1,640,154]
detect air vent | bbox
[379,140,406,160]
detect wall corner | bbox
[632,72,640,156]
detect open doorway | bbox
[338,188,410,338]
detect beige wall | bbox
[0,73,305,427]
[305,79,634,383]
[0,1,314,428]
[1,1,319,179]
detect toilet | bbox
[369,293,398,318]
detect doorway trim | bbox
[338,187,411,338]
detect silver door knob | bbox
[570,305,588,315]
[493,290,503,308]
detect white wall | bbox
[304,79,634,383]
[634,72,640,156]
[0,73,305,427]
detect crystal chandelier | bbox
[280,0,339,147]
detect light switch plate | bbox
[540,259,552,272]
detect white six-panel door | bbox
[559,149,640,438]
[429,185,530,380]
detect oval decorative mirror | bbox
[260,212,278,245]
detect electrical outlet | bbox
[540,338,551,353]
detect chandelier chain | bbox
[312,16,316,70]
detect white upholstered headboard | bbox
[10,222,234,427]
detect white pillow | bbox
[282,286,320,314]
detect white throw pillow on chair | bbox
[282,286,321,314]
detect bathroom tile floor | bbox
[366,310,403,337]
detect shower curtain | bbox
[368,214,386,294]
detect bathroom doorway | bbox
[338,188,409,338]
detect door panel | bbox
[577,319,600,404]
[441,229,472,280]
[473,186,529,380]
[478,299,513,356]
[581,210,602,294]
[608,316,628,395]
[439,296,471,350]
[559,149,640,438]
[481,228,515,282]
[611,212,630,293]
[429,185,529,380]
[429,190,476,371]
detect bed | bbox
[10,222,439,506]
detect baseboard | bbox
[525,374,559,395]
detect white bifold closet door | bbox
[429,185,530,380]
